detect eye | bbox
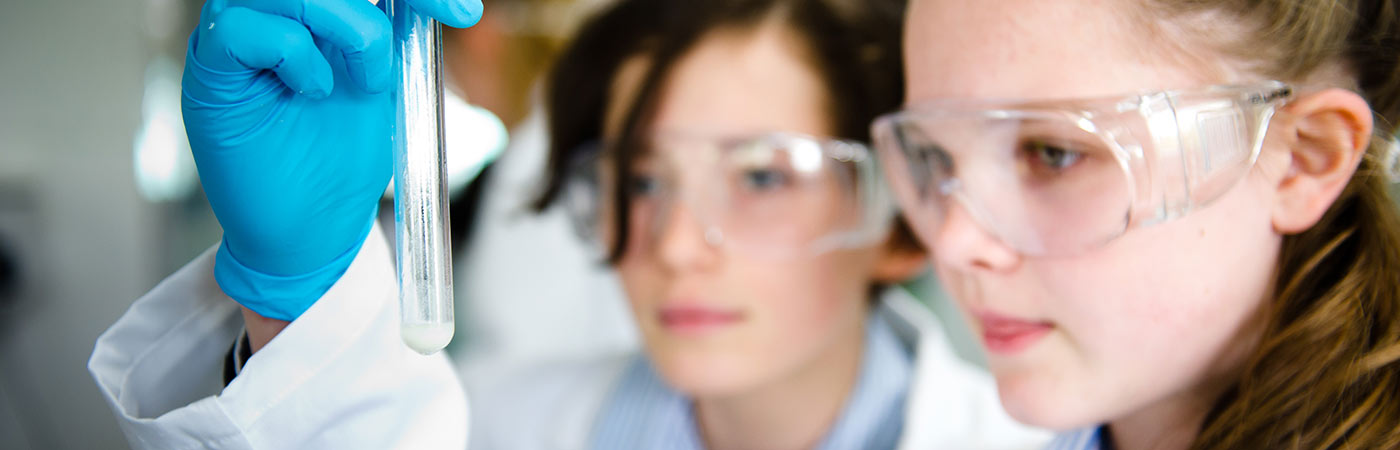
[904,143,953,198]
[1023,141,1083,172]
[919,144,955,176]
[627,172,661,198]
[741,168,788,191]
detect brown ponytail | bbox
[1145,0,1400,448]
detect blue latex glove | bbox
[183,0,482,321]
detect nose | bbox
[929,197,1022,273]
[653,198,721,272]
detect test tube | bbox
[388,0,454,355]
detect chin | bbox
[648,350,759,398]
[994,372,1101,431]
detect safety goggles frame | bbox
[561,130,897,260]
[871,81,1293,256]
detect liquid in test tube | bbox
[388,0,454,355]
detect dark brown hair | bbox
[1143,0,1400,448]
[531,0,915,263]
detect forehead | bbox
[903,0,1218,103]
[603,23,833,141]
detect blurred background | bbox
[0,0,611,447]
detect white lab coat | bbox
[89,220,1049,449]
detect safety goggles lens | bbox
[564,131,893,260]
[873,82,1291,257]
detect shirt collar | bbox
[589,313,912,449]
[1046,426,1106,450]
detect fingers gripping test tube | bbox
[388,0,454,355]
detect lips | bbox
[974,310,1054,354]
[658,303,743,336]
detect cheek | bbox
[615,255,666,319]
[1095,191,1274,409]
[1059,176,1280,354]
[744,252,876,344]
[1041,227,1274,427]
[944,178,1282,427]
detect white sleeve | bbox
[88,221,469,449]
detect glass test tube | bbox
[388,0,454,355]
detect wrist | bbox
[239,305,289,354]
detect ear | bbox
[872,232,929,284]
[1271,88,1373,234]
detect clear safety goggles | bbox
[563,130,896,260]
[871,82,1293,257]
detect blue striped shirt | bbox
[588,313,912,449]
[1044,427,1104,450]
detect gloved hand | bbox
[183,0,482,321]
